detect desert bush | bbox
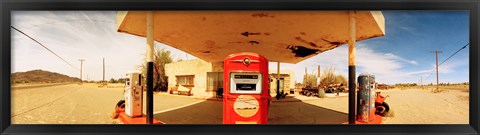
[320,66,347,86]
[109,78,118,83]
[138,48,173,92]
[303,66,348,87]
[303,73,317,88]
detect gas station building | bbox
[165,59,295,97]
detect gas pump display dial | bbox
[233,95,259,117]
[230,73,262,94]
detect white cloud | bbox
[11,11,197,81]
[399,26,417,34]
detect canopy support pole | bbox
[276,62,281,100]
[146,11,154,124]
[348,11,357,125]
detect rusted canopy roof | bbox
[117,11,385,64]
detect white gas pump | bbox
[124,72,143,117]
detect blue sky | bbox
[361,11,469,84]
[268,11,469,85]
[11,11,469,84]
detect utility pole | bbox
[79,59,85,84]
[103,58,105,84]
[431,50,442,92]
[420,76,423,89]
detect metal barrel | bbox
[357,73,376,122]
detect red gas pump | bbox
[223,52,271,124]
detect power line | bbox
[11,26,79,71]
[439,43,469,66]
[424,42,469,81]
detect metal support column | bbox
[348,11,357,125]
[146,11,154,124]
[276,62,281,100]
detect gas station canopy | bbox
[116,11,385,64]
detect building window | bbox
[176,75,194,87]
[207,72,223,91]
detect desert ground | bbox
[11,83,469,124]
[301,85,469,124]
[379,86,469,124]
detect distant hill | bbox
[11,69,81,83]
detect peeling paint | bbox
[295,37,317,47]
[241,32,262,37]
[249,41,260,45]
[286,45,320,57]
[321,39,344,46]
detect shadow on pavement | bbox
[154,96,347,124]
[154,100,223,124]
[268,96,347,124]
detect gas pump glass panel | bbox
[230,72,262,94]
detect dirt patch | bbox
[457,95,469,102]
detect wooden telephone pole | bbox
[431,51,442,92]
[78,59,85,84]
[420,76,423,89]
[103,58,105,84]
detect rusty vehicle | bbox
[300,83,347,97]
[375,91,390,116]
[325,84,346,93]
[377,83,393,90]
[300,86,320,97]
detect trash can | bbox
[357,73,376,122]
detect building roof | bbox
[116,11,385,64]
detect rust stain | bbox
[295,37,318,47]
[286,45,320,57]
[264,33,271,36]
[202,51,211,53]
[300,32,306,35]
[252,13,275,18]
[205,40,215,48]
